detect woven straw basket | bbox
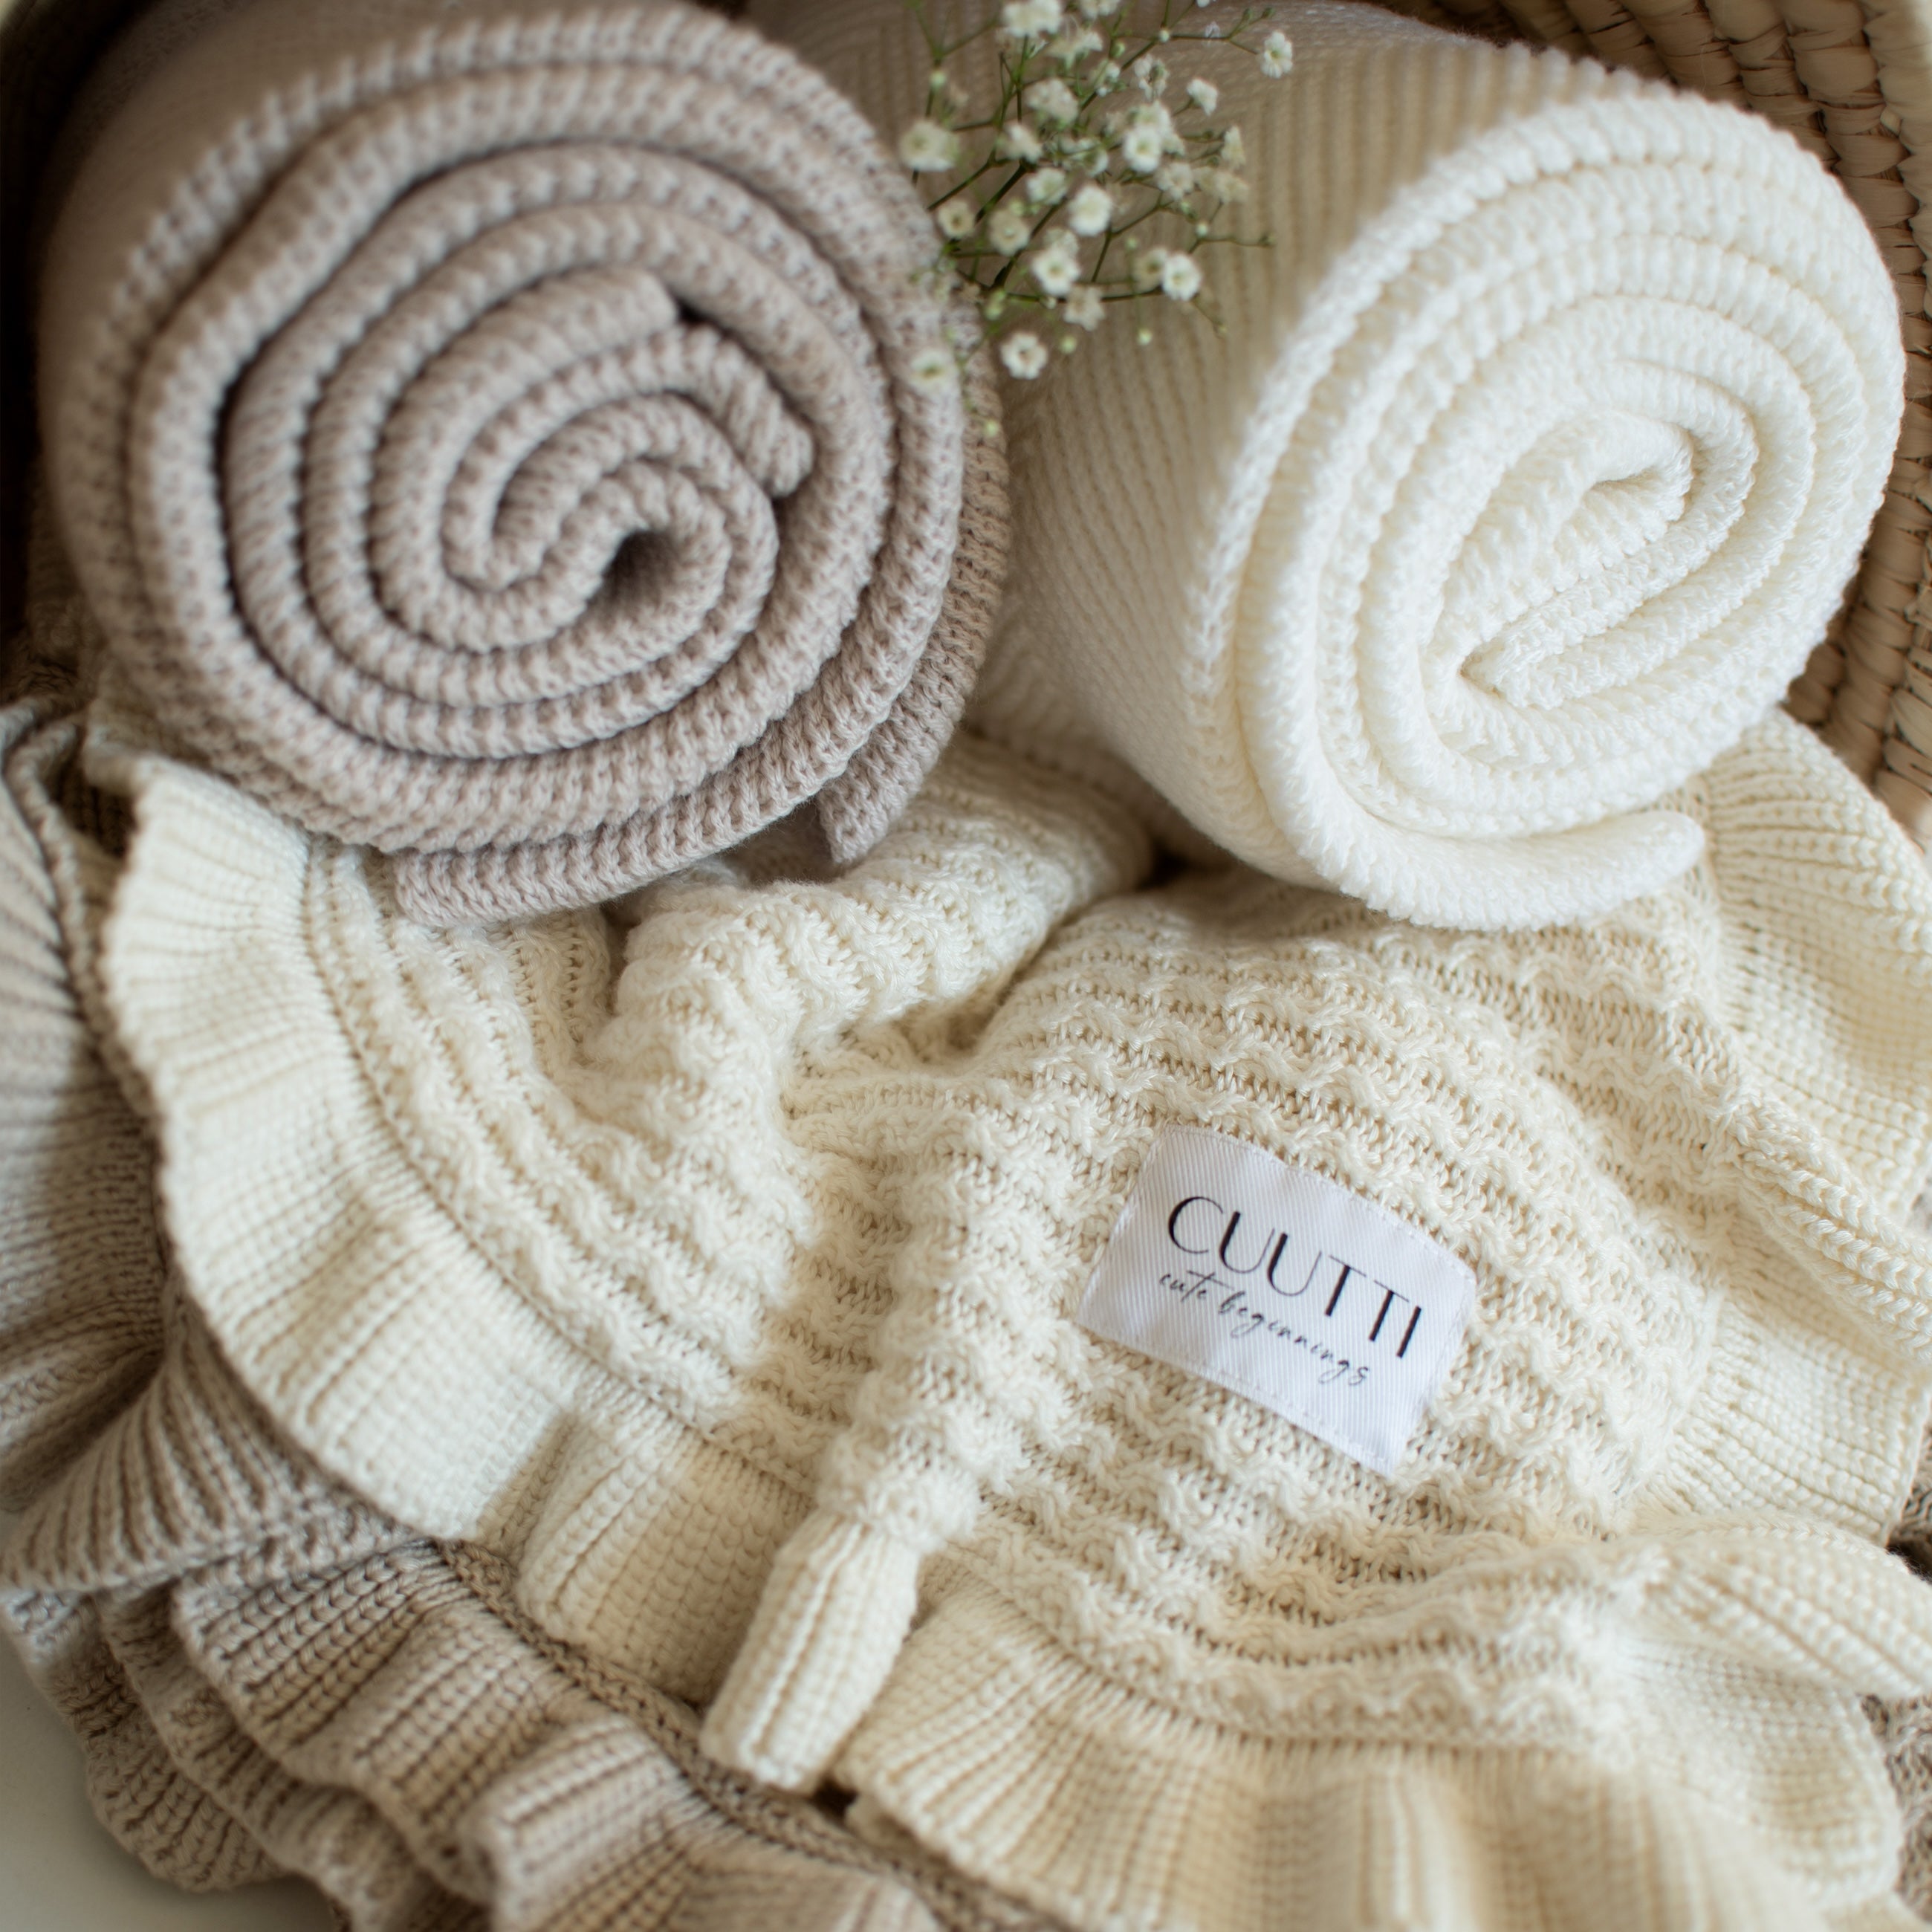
[4,0,1932,846]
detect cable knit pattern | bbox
[83,646,1932,1927]
[756,0,1906,930]
[37,0,1007,926]
[713,724,1932,1929]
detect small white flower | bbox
[987,202,1034,254]
[1025,77,1080,125]
[911,346,957,391]
[1132,245,1167,291]
[1260,29,1294,77]
[899,119,959,173]
[1221,123,1246,169]
[1064,283,1106,329]
[1138,58,1169,97]
[1028,233,1082,296]
[1000,331,1050,378]
[1186,77,1219,114]
[1001,0,1063,40]
[996,120,1045,161]
[1066,182,1114,235]
[1155,159,1197,198]
[935,195,976,238]
[1076,0,1121,15]
[1115,100,1178,172]
[1024,166,1069,205]
[1120,122,1167,171]
[1200,166,1248,204]
[1160,249,1202,300]
[1050,25,1103,62]
[1200,19,1223,36]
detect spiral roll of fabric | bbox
[37,0,1005,926]
[756,0,1905,930]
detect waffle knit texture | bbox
[0,647,1052,1932]
[755,0,1907,930]
[77,611,1932,1928]
[35,0,1008,927]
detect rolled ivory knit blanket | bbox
[756,0,1906,930]
[36,0,1005,926]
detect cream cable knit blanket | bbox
[0,681,1053,1932]
[757,0,1906,930]
[36,0,1006,927]
[83,647,1932,1928]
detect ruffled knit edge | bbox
[0,698,163,1507]
[0,675,1049,1928]
[0,1287,1048,1931]
[837,1572,1928,1932]
[93,749,815,1704]
[90,700,1151,1708]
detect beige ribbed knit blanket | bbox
[758,0,1906,931]
[36,0,1005,927]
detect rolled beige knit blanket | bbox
[36,0,1005,926]
[757,0,1905,930]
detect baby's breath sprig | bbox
[899,0,1286,409]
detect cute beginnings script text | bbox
[1077,1127,1476,1476]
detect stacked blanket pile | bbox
[13,0,1932,1928]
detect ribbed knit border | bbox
[98,756,814,1702]
[840,1574,1922,1932]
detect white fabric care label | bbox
[1077,1127,1475,1476]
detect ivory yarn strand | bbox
[36,0,1007,926]
[757,0,1907,930]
